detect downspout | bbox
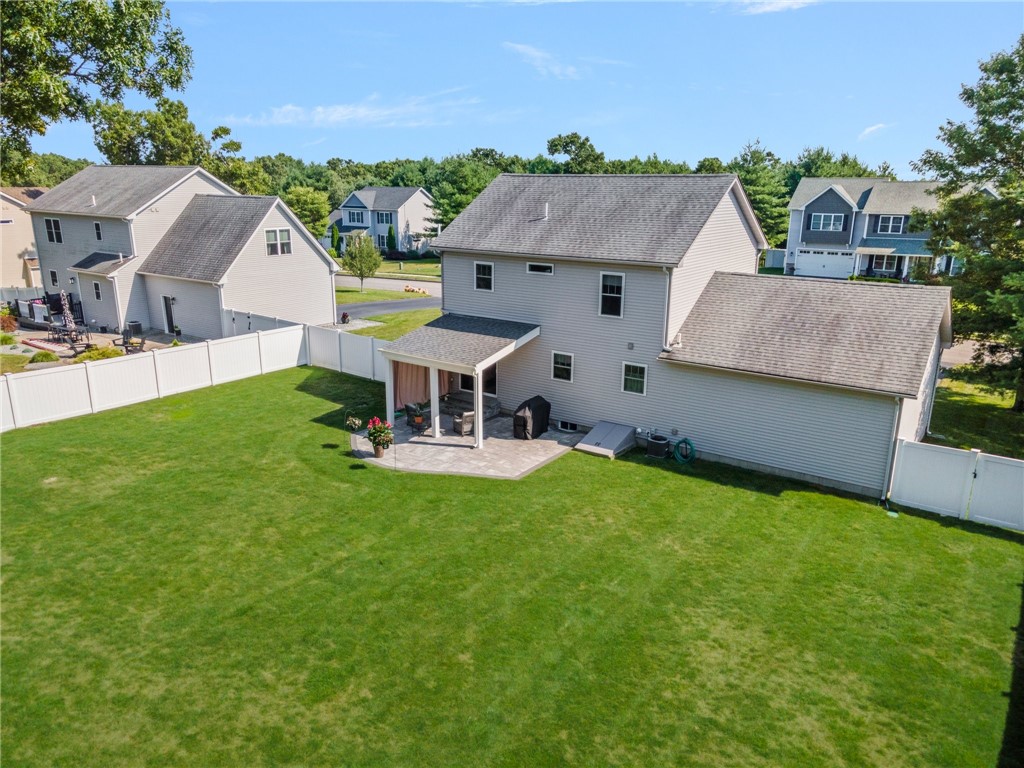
[109,274,125,332]
[216,283,229,338]
[662,266,672,351]
[881,396,904,503]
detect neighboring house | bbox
[381,173,951,499]
[784,177,962,279]
[325,186,434,254]
[1,186,48,287]
[25,165,337,337]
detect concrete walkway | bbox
[335,275,442,296]
[336,296,441,320]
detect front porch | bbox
[351,413,583,479]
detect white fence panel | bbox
[1,286,44,302]
[308,325,342,371]
[208,336,262,384]
[372,338,388,382]
[0,376,15,432]
[340,333,374,379]
[88,355,159,411]
[154,344,213,395]
[259,327,308,372]
[969,454,1024,531]
[7,365,93,426]
[224,309,301,336]
[890,440,977,517]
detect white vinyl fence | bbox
[307,324,389,383]
[890,439,1024,532]
[222,308,301,336]
[1,286,44,302]
[1,325,308,431]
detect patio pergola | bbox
[380,313,540,449]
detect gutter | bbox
[661,266,672,350]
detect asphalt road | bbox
[334,274,442,296]
[336,296,441,320]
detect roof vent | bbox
[88,194,96,207]
[544,202,549,220]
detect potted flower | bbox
[366,416,394,458]
[341,312,351,324]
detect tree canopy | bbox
[341,234,383,292]
[281,186,331,238]
[914,34,1024,410]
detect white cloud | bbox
[858,122,892,141]
[735,0,816,14]
[502,42,580,80]
[223,89,479,129]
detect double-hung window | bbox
[871,254,899,272]
[600,272,624,317]
[377,234,387,249]
[809,213,845,231]
[265,228,292,255]
[94,222,102,241]
[93,281,102,301]
[348,210,364,225]
[474,262,493,291]
[49,270,58,287]
[552,352,573,382]
[877,215,905,234]
[376,212,392,225]
[622,362,647,396]
[44,218,63,243]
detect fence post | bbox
[205,340,216,385]
[4,373,20,429]
[151,350,163,398]
[961,449,982,520]
[338,329,345,373]
[82,360,98,413]
[256,331,266,374]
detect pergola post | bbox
[429,365,440,438]
[473,366,485,450]
[384,359,395,428]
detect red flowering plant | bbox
[366,416,394,448]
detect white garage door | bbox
[794,249,855,279]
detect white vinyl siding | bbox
[32,214,132,297]
[115,259,150,332]
[897,331,942,442]
[144,275,222,340]
[131,173,235,258]
[76,275,119,331]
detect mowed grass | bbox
[0,352,31,374]
[336,257,442,281]
[335,286,422,304]
[1,368,1022,768]
[349,308,442,340]
[927,379,1024,459]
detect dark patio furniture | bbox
[405,403,431,434]
[113,329,144,353]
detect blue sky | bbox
[34,1,1023,177]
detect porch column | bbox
[384,359,395,428]
[429,364,440,438]
[852,252,860,277]
[901,257,910,280]
[473,366,484,450]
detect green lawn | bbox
[0,352,31,374]
[758,266,785,275]
[927,379,1024,459]
[2,368,1021,767]
[335,286,423,305]
[349,308,442,340]
[336,257,442,281]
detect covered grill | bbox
[513,395,550,440]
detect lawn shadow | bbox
[889,505,1024,546]
[999,576,1024,768]
[296,367,384,427]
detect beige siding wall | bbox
[33,214,132,297]
[2,199,37,286]
[897,332,942,442]
[131,173,235,258]
[143,275,222,339]
[221,206,336,326]
[667,188,760,343]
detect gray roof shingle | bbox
[24,166,201,217]
[789,177,939,214]
[660,273,950,398]
[343,186,429,211]
[383,313,539,369]
[69,252,137,276]
[432,174,752,266]
[139,195,277,282]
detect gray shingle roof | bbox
[789,177,939,214]
[660,272,950,398]
[383,313,539,369]
[139,195,276,282]
[69,252,137,276]
[432,174,754,266]
[344,186,428,211]
[24,166,201,217]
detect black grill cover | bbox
[513,395,550,440]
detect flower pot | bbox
[373,445,384,458]
[414,415,423,425]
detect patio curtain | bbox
[393,362,450,410]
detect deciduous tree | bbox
[342,234,383,292]
[281,186,331,239]
[546,132,606,174]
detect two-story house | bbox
[1,187,47,288]
[379,173,951,499]
[325,186,434,254]
[784,178,952,279]
[25,165,337,338]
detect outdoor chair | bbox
[453,410,475,436]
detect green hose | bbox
[673,437,696,464]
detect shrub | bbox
[29,350,59,364]
[72,346,125,363]
[848,275,902,284]
[170,339,182,347]
[0,315,17,333]
[405,249,420,260]
[0,333,16,345]
[327,247,338,259]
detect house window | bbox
[474,262,493,291]
[265,228,291,255]
[348,210,364,224]
[600,272,624,317]
[94,222,102,241]
[93,281,102,301]
[376,212,392,225]
[44,218,63,243]
[378,234,387,249]
[809,213,845,232]
[49,269,58,287]
[527,262,554,275]
[878,215,905,234]
[552,352,573,382]
[622,362,647,396]
[870,254,899,272]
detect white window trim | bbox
[809,212,844,232]
[376,211,392,225]
[377,234,387,249]
[48,269,58,287]
[878,215,905,235]
[348,210,365,224]
[551,351,574,383]
[527,262,554,275]
[92,281,102,301]
[621,361,647,396]
[94,221,102,241]
[44,217,63,244]
[265,228,291,256]
[474,261,494,292]
[599,271,625,318]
